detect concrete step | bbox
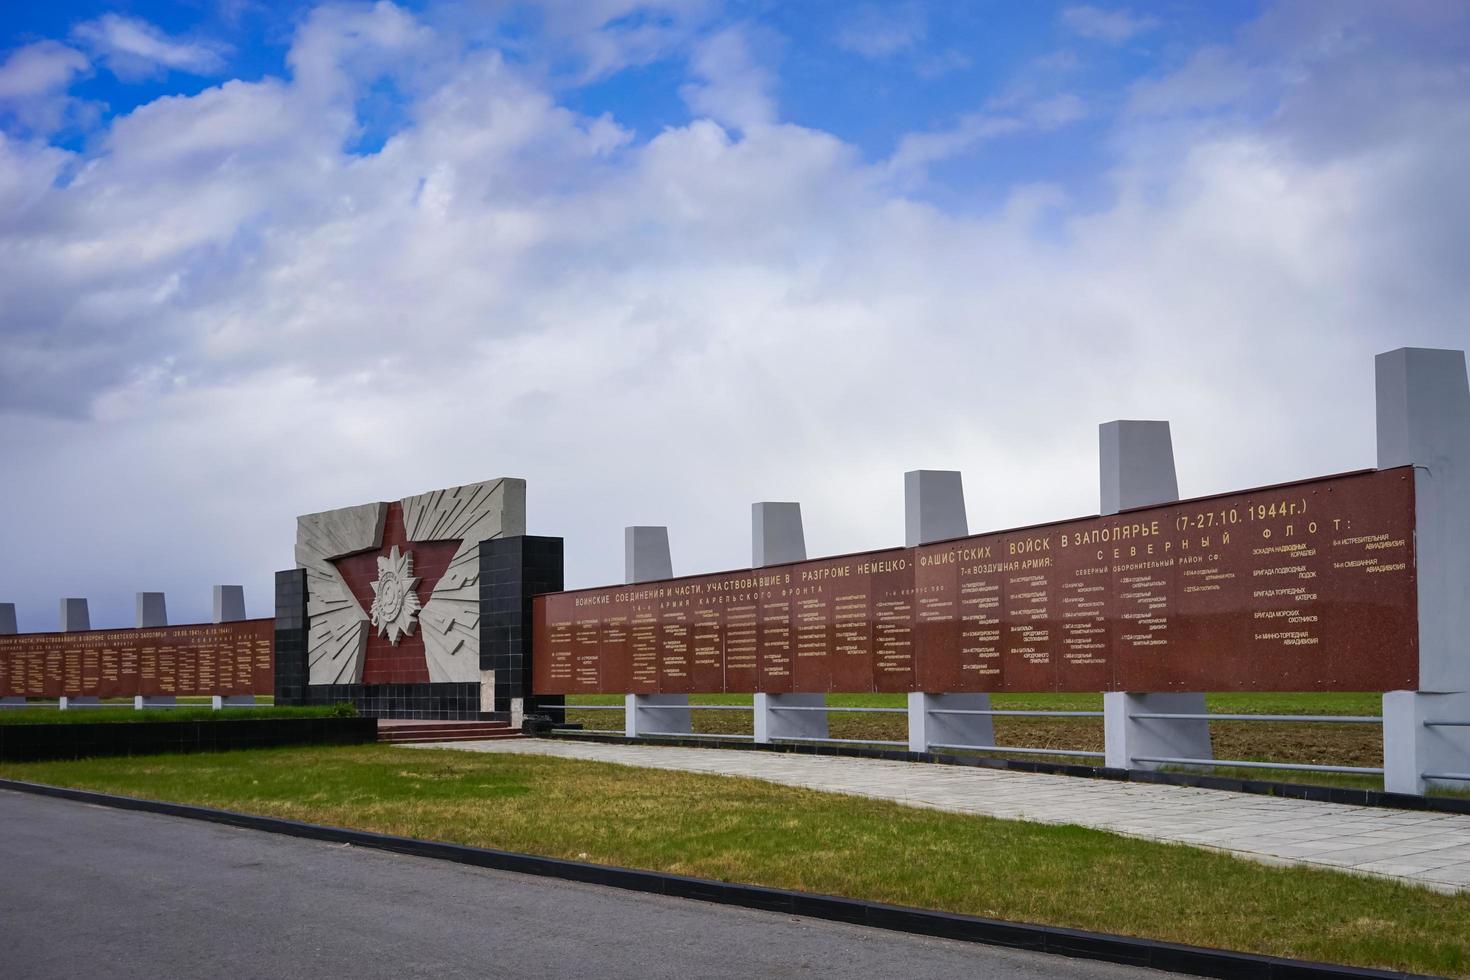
[381,732,525,744]
[377,721,519,744]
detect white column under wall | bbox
[1098,420,1212,771]
[754,692,828,742]
[1377,347,1470,794]
[751,501,825,743]
[625,693,693,737]
[1103,693,1213,770]
[908,693,994,753]
[623,525,691,736]
[903,471,994,753]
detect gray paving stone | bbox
[411,739,1470,894]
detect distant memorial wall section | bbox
[533,468,1418,695]
[0,620,274,698]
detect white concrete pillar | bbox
[136,592,167,628]
[1383,691,1470,795]
[904,470,967,547]
[1099,420,1211,770]
[0,604,20,703]
[751,502,823,740]
[213,586,246,623]
[1376,348,1470,693]
[752,502,806,567]
[55,599,100,706]
[622,526,689,736]
[754,693,828,743]
[625,693,692,737]
[1378,348,1470,794]
[59,598,89,632]
[1103,692,1212,770]
[624,526,673,584]
[1099,420,1179,515]
[904,471,994,750]
[907,692,994,753]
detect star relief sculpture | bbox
[369,545,422,645]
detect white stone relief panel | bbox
[403,478,527,683]
[296,501,385,686]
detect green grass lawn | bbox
[1,744,1467,976]
[0,705,341,725]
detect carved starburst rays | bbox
[369,545,422,645]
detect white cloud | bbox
[73,14,229,81]
[679,25,776,132]
[884,93,1086,181]
[1060,6,1159,44]
[836,4,927,59]
[0,41,91,134]
[0,41,89,99]
[0,1,1467,630]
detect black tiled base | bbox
[301,682,481,720]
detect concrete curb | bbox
[0,777,1432,980]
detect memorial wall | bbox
[532,468,1418,695]
[0,620,274,698]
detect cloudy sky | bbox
[1,1,1466,631]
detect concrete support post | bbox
[904,470,967,547]
[210,695,255,709]
[1383,691,1470,795]
[59,598,90,632]
[136,592,167,628]
[907,692,994,753]
[754,693,828,743]
[903,471,992,746]
[1377,347,1470,793]
[213,586,246,623]
[622,526,689,736]
[751,501,821,739]
[135,695,175,709]
[625,693,692,738]
[57,600,100,706]
[752,502,806,567]
[1099,420,1210,770]
[0,603,18,704]
[1099,420,1179,515]
[624,526,673,584]
[1103,692,1213,770]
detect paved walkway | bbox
[409,738,1470,894]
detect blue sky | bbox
[0,1,1466,630]
[5,2,1262,200]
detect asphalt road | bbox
[0,789,1176,980]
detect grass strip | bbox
[0,705,342,725]
[2,744,1467,976]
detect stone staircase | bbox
[377,719,522,745]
